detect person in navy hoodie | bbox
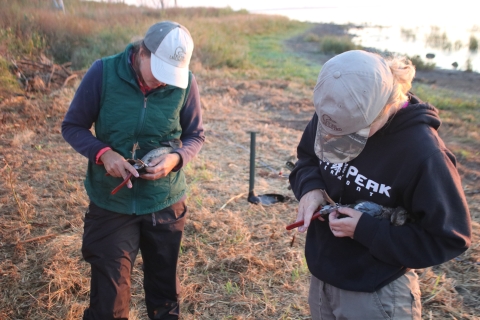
[62,21,204,319]
[289,50,471,319]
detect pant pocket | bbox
[154,202,186,224]
[149,201,187,230]
[373,282,395,319]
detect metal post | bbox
[246,131,284,206]
[247,131,261,204]
[249,131,256,194]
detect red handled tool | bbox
[110,173,134,195]
[286,204,339,230]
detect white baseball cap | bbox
[144,21,194,89]
[313,50,394,163]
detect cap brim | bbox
[150,54,188,89]
[314,123,370,163]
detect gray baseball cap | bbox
[313,50,394,163]
[144,21,194,89]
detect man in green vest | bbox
[62,21,205,320]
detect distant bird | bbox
[452,62,459,69]
[426,53,435,59]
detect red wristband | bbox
[95,147,111,165]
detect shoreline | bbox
[286,22,480,96]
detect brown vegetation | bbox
[2,61,480,318]
[1,3,480,320]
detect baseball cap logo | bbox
[321,114,342,132]
[170,47,186,62]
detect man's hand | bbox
[296,189,326,233]
[141,153,181,180]
[329,207,362,238]
[100,149,139,189]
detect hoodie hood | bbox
[377,93,441,136]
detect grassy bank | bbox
[0,0,312,83]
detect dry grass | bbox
[1,66,480,320]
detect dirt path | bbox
[415,68,480,95]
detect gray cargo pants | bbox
[308,270,422,319]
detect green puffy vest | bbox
[84,44,190,214]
